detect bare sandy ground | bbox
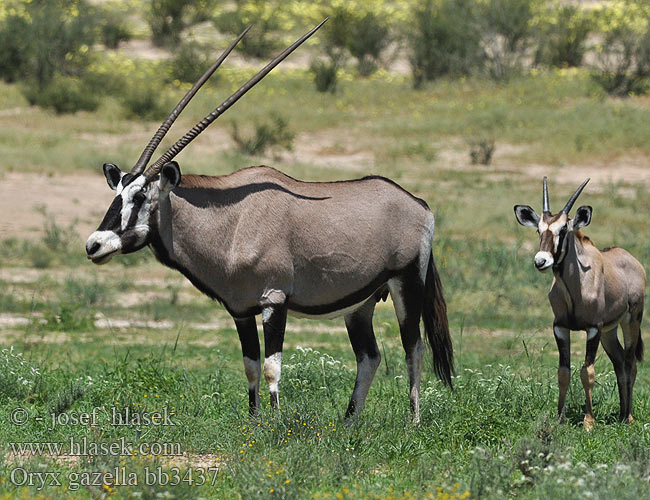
[2,138,649,242]
[0,171,114,241]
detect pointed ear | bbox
[572,205,592,230]
[514,205,540,227]
[103,163,122,191]
[159,161,181,193]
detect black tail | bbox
[636,330,644,362]
[422,254,454,388]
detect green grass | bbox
[2,57,650,498]
[3,67,650,177]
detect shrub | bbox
[121,80,174,121]
[169,41,212,83]
[534,3,593,68]
[0,14,30,83]
[310,59,338,93]
[480,0,537,80]
[1,0,97,88]
[148,0,218,47]
[591,6,650,97]
[230,113,294,156]
[22,75,99,114]
[407,0,484,88]
[214,0,283,58]
[98,8,132,49]
[469,138,496,165]
[326,4,391,77]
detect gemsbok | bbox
[85,21,453,422]
[514,177,645,429]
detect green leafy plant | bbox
[480,0,537,80]
[214,0,283,58]
[407,0,484,88]
[22,75,99,114]
[0,0,97,89]
[310,59,338,93]
[230,113,295,156]
[534,3,593,68]
[121,80,175,121]
[469,138,496,165]
[148,0,218,47]
[325,4,391,77]
[98,7,132,49]
[169,41,212,84]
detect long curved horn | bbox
[561,178,590,214]
[131,26,252,175]
[542,176,550,214]
[144,18,329,179]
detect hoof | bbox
[583,416,595,432]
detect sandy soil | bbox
[0,171,114,241]
[1,140,649,242]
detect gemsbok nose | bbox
[534,252,553,270]
[86,241,100,256]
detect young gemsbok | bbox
[514,178,645,429]
[85,21,453,423]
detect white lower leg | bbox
[407,340,424,423]
[264,352,282,408]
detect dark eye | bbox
[133,191,146,203]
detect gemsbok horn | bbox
[514,178,645,429]
[85,20,454,422]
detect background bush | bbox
[534,3,593,68]
[591,3,650,96]
[408,0,484,88]
[326,3,391,77]
[230,113,295,156]
[168,41,212,83]
[22,75,99,114]
[148,0,218,48]
[480,0,537,81]
[215,0,284,58]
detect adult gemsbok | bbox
[85,21,453,423]
[514,178,645,429]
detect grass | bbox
[2,56,650,498]
[3,68,650,177]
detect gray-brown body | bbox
[88,163,453,421]
[550,233,646,333]
[86,23,452,421]
[152,166,433,318]
[515,178,645,429]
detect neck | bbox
[554,230,591,279]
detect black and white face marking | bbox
[514,205,571,272]
[534,213,569,272]
[86,165,157,264]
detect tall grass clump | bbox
[0,347,41,401]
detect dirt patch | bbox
[0,172,113,241]
[519,159,650,192]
